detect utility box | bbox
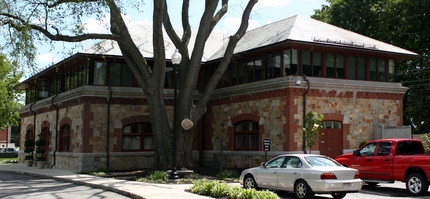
[374,125,412,140]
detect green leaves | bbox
[0,54,23,128]
[304,111,324,153]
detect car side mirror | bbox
[353,150,360,156]
[261,162,266,168]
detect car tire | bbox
[365,182,379,186]
[243,175,258,189]
[331,192,347,199]
[406,172,429,196]
[294,180,313,199]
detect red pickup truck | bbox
[335,139,430,196]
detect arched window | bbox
[26,129,34,141]
[234,120,259,150]
[60,125,71,152]
[122,123,153,151]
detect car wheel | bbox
[331,192,347,199]
[243,175,258,189]
[406,172,429,196]
[294,180,313,199]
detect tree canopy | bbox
[0,0,257,169]
[0,54,23,129]
[313,0,430,133]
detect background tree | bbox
[0,0,257,169]
[304,111,324,154]
[313,0,430,134]
[0,54,23,129]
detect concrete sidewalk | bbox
[0,164,212,199]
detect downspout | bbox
[302,75,310,154]
[51,94,59,168]
[30,101,36,150]
[106,84,112,169]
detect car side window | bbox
[283,157,302,168]
[377,142,392,156]
[359,142,378,156]
[266,157,285,168]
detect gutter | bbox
[106,84,112,169]
[51,94,59,168]
[29,101,37,149]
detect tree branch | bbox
[1,13,118,42]
[194,0,258,120]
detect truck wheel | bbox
[406,172,429,196]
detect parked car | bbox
[239,154,362,199]
[335,139,430,196]
[0,148,18,158]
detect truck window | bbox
[377,142,392,156]
[359,142,378,156]
[397,141,425,155]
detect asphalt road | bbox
[276,182,430,199]
[0,172,131,199]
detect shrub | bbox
[190,179,279,199]
[217,169,237,180]
[149,170,169,182]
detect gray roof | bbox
[81,15,417,62]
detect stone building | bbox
[16,15,417,172]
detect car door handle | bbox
[367,159,373,161]
[385,159,390,161]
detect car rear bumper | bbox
[307,179,363,193]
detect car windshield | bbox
[304,156,342,167]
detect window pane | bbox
[358,57,366,80]
[326,53,336,78]
[291,49,298,75]
[123,136,141,150]
[231,64,238,85]
[273,54,281,78]
[238,63,245,84]
[235,121,248,132]
[249,134,259,148]
[283,50,291,75]
[334,121,342,129]
[348,56,357,79]
[247,61,254,83]
[144,124,153,133]
[313,52,322,77]
[255,59,262,81]
[110,63,122,86]
[302,51,312,76]
[94,62,107,85]
[122,65,134,87]
[378,59,386,81]
[144,136,154,150]
[337,55,345,78]
[369,58,377,81]
[236,135,247,149]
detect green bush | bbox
[190,179,279,199]
[149,170,169,182]
[217,169,237,180]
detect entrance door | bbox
[319,121,343,159]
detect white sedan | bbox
[239,154,362,199]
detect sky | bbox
[33,0,327,75]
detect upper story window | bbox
[326,53,345,78]
[348,56,366,80]
[93,62,107,85]
[110,63,134,87]
[302,51,322,77]
[284,49,298,76]
[247,59,263,82]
